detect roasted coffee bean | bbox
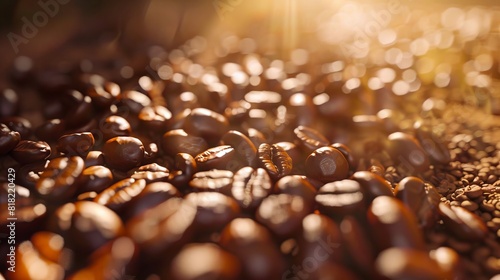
[130,163,169,183]
[123,182,180,220]
[0,123,20,155]
[246,128,267,147]
[306,146,349,183]
[35,119,66,142]
[414,122,451,164]
[1,116,32,139]
[10,140,51,164]
[256,194,311,238]
[0,88,20,118]
[275,141,304,168]
[331,143,358,172]
[100,115,132,140]
[166,243,241,280]
[168,153,197,190]
[375,248,446,280]
[56,132,95,157]
[340,216,377,276]
[394,177,441,229]
[30,231,69,265]
[230,167,272,211]
[120,90,152,114]
[274,175,317,205]
[194,145,236,171]
[221,130,258,167]
[367,196,425,251]
[161,129,208,157]
[429,247,465,280]
[351,171,393,202]
[65,94,94,129]
[126,197,196,257]
[189,170,234,193]
[50,201,124,255]
[438,203,488,241]
[94,178,146,213]
[184,107,230,143]
[258,143,292,180]
[316,179,367,219]
[138,105,173,135]
[35,156,85,202]
[86,80,120,107]
[84,151,105,167]
[77,165,113,194]
[293,125,330,153]
[185,192,240,233]
[386,132,430,174]
[102,136,144,171]
[220,218,286,280]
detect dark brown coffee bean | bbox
[387,132,430,174]
[94,178,147,213]
[84,151,105,167]
[161,129,209,157]
[274,175,317,205]
[0,123,20,155]
[194,145,236,171]
[340,216,377,276]
[367,196,425,251]
[184,107,229,143]
[375,248,446,280]
[56,132,95,157]
[189,170,234,193]
[10,140,51,164]
[168,153,197,190]
[414,122,451,164]
[246,128,267,148]
[305,146,349,183]
[438,203,488,241]
[256,194,311,238]
[429,247,465,280]
[258,143,292,180]
[316,179,367,219]
[35,156,85,202]
[65,94,94,129]
[35,119,66,142]
[185,192,240,233]
[100,115,132,140]
[123,182,180,220]
[1,116,32,139]
[126,197,196,257]
[293,125,330,153]
[102,136,145,171]
[86,80,120,107]
[0,88,20,118]
[331,143,358,172]
[120,90,152,114]
[138,105,173,135]
[50,201,124,255]
[394,177,441,229]
[30,231,68,265]
[130,163,170,183]
[221,130,258,167]
[220,218,285,280]
[351,171,393,202]
[166,243,241,280]
[230,167,272,211]
[78,165,113,194]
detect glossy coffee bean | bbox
[189,170,233,193]
[274,175,317,206]
[102,136,145,171]
[120,90,152,115]
[331,143,358,173]
[10,140,51,164]
[94,178,147,213]
[30,231,68,265]
[0,123,20,155]
[50,201,124,255]
[168,153,197,190]
[375,248,445,280]
[194,145,236,171]
[184,107,230,143]
[86,80,120,107]
[438,203,488,241]
[100,115,132,140]
[293,125,330,153]
[258,143,292,181]
[414,122,451,165]
[35,119,66,142]
[340,216,377,276]
[84,151,105,167]
[161,129,208,157]
[167,243,241,280]
[77,165,113,194]
[367,196,425,251]
[35,156,85,202]
[221,130,258,167]
[386,132,430,174]
[65,94,94,129]
[230,167,272,211]
[316,179,367,219]
[1,116,32,139]
[394,177,441,229]
[306,146,349,183]
[220,218,285,280]
[185,192,240,233]
[138,105,173,135]
[123,182,180,220]
[56,132,95,157]
[246,128,267,148]
[429,247,465,280]
[351,171,393,202]
[0,88,20,118]
[256,194,311,238]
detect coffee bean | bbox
[246,128,267,148]
[84,151,105,167]
[94,178,146,213]
[1,116,32,139]
[340,216,377,276]
[351,171,393,201]
[274,175,317,206]
[331,143,358,173]
[194,145,236,171]
[56,132,95,157]
[316,179,367,219]
[130,163,170,183]
[167,152,197,190]
[78,165,113,194]
[230,167,272,211]
[0,123,20,155]
[184,107,229,143]
[394,176,441,229]
[258,143,292,180]
[189,170,234,193]
[100,115,132,140]
[256,194,311,238]
[301,260,361,280]
[35,156,85,202]
[367,196,425,251]
[102,136,144,171]
[120,90,152,115]
[429,247,465,280]
[123,182,180,220]
[10,140,51,164]
[414,122,451,164]
[86,80,121,107]
[35,119,66,142]
[375,248,445,280]
[30,231,68,265]
[161,129,208,157]
[65,94,94,129]
[387,132,430,174]
[138,105,173,135]
[293,125,330,153]
[306,146,349,183]
[221,130,258,167]
[438,203,488,241]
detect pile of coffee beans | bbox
[0,32,499,280]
